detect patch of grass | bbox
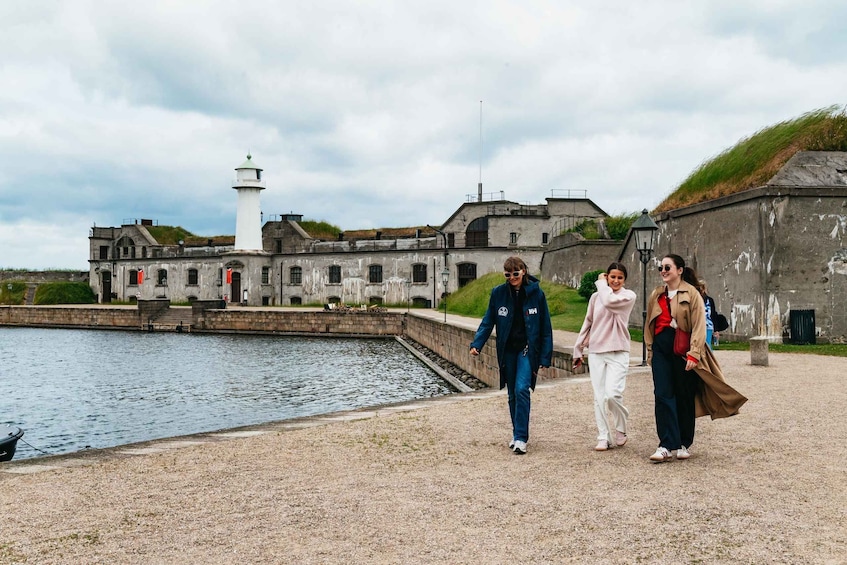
[0,280,27,304]
[298,219,343,240]
[657,106,847,212]
[34,282,96,305]
[605,212,640,240]
[145,225,195,245]
[716,341,847,357]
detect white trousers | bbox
[587,351,630,443]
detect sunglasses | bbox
[657,265,675,272]
[504,271,523,279]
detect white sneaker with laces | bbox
[649,447,673,462]
[513,440,527,455]
[508,439,515,450]
[677,445,691,460]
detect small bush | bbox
[605,212,639,240]
[0,281,27,305]
[34,282,96,305]
[578,270,604,301]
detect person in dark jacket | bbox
[470,256,553,455]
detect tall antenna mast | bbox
[478,100,483,202]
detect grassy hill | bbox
[445,272,589,333]
[656,106,847,213]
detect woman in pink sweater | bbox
[572,262,637,451]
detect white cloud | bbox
[1,1,846,267]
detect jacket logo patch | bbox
[498,307,509,317]
[527,308,538,315]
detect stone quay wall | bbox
[195,309,405,336]
[404,315,574,388]
[0,305,141,329]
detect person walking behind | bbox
[699,280,717,349]
[644,254,747,463]
[470,256,553,455]
[572,262,636,451]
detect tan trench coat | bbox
[644,281,748,420]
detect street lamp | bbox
[441,267,450,323]
[631,208,659,366]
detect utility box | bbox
[789,310,816,345]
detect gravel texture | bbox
[1,336,845,564]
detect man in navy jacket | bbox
[470,256,553,454]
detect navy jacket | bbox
[470,275,554,390]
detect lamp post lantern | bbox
[441,267,450,323]
[631,208,659,366]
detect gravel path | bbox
[1,340,845,563]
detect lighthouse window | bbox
[256,169,262,181]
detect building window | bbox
[458,263,477,288]
[290,266,302,285]
[142,247,147,258]
[328,295,341,304]
[187,269,199,285]
[368,264,383,283]
[99,246,109,260]
[262,296,270,306]
[157,269,168,286]
[274,239,282,253]
[290,296,302,305]
[369,296,384,305]
[328,265,341,284]
[217,268,223,286]
[412,263,427,283]
[262,267,270,284]
[129,270,139,285]
[510,232,518,245]
[466,218,488,247]
[542,232,549,245]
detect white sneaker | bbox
[677,445,690,460]
[508,439,515,450]
[649,447,672,462]
[595,440,610,451]
[513,440,527,455]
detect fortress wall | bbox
[0,306,140,329]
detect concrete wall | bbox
[404,315,574,388]
[196,309,406,335]
[540,235,622,287]
[619,187,847,343]
[0,270,89,283]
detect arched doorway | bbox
[231,272,241,304]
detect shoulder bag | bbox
[666,292,690,358]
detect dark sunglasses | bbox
[504,271,523,279]
[657,265,675,272]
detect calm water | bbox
[0,327,454,460]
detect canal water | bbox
[0,327,455,460]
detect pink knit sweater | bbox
[573,279,636,357]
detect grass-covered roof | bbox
[655,106,847,213]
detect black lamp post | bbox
[631,208,659,366]
[441,267,450,323]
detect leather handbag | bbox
[673,328,691,357]
[666,292,690,357]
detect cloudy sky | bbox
[2,1,846,269]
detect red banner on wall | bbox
[226,267,232,284]
[138,268,144,285]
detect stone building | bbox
[88,155,607,308]
[541,150,847,343]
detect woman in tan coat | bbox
[644,254,747,463]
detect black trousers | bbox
[651,329,700,449]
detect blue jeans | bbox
[503,348,532,443]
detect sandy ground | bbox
[1,318,845,564]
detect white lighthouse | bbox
[232,153,266,251]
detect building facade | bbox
[88,155,606,307]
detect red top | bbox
[655,292,697,364]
